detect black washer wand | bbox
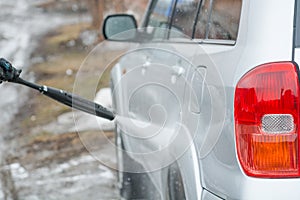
[0,58,115,121]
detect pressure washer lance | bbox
[0,58,115,121]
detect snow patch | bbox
[9,163,29,179]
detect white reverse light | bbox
[262,114,294,134]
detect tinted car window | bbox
[171,0,200,37]
[205,0,242,40]
[194,0,210,38]
[148,0,175,28]
[147,0,242,41]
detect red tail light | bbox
[234,62,300,178]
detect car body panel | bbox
[200,0,298,199]
[109,0,299,199]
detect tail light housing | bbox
[234,62,300,178]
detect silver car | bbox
[103,0,300,199]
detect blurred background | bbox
[0,0,148,199]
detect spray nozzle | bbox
[0,58,22,83]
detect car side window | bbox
[201,0,242,40]
[148,0,175,28]
[146,0,242,41]
[194,0,210,39]
[171,0,200,37]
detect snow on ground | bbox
[0,1,119,199]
